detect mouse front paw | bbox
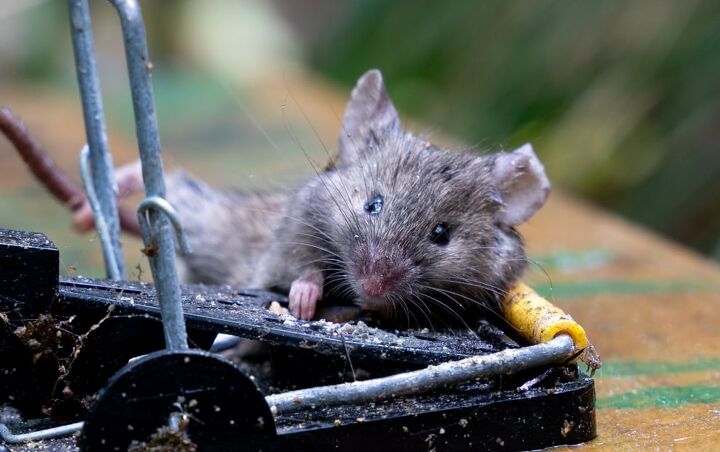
[289,270,324,320]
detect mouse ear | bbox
[490,144,550,226]
[338,69,402,166]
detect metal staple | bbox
[137,197,192,256]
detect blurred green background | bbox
[310,0,720,260]
[0,0,719,278]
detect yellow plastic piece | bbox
[501,282,588,350]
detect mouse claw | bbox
[289,271,324,320]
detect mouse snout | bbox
[358,254,408,298]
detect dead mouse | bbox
[75,69,551,327]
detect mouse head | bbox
[315,70,550,324]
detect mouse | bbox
[164,69,550,327]
[69,69,551,328]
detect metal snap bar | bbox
[266,334,576,414]
[0,421,84,444]
[135,196,190,351]
[109,0,188,352]
[69,0,125,280]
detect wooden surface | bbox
[522,191,720,449]
[1,74,719,449]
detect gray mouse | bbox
[73,69,550,327]
[164,69,550,327]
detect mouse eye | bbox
[364,194,384,216]
[429,222,450,245]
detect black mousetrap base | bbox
[0,228,596,450]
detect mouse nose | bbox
[359,255,405,297]
[362,277,392,298]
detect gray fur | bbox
[169,70,550,327]
[167,171,289,286]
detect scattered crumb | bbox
[312,319,406,345]
[127,425,198,452]
[560,419,574,437]
[268,301,290,317]
[425,433,436,449]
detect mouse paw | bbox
[289,271,324,320]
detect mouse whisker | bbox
[405,294,436,330]
[326,276,356,301]
[415,291,474,331]
[281,78,336,167]
[323,274,351,288]
[429,280,504,302]
[437,276,508,298]
[317,173,362,233]
[414,283,465,310]
[270,121,360,239]
[423,285,514,331]
[396,294,417,329]
[274,241,341,260]
[293,230,334,242]
[302,257,345,268]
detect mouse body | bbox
[166,70,551,327]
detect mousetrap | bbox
[0,228,595,451]
[0,1,596,450]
